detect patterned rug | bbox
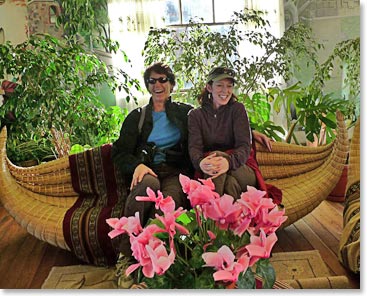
[41,250,351,289]
[270,250,350,288]
[271,250,330,280]
[63,144,127,266]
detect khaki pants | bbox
[208,151,257,199]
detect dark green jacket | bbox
[112,97,193,176]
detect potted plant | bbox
[269,37,360,145]
[108,175,288,288]
[0,34,135,164]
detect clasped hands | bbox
[199,152,229,179]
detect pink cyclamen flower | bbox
[187,184,220,208]
[230,215,251,237]
[136,187,175,213]
[213,254,250,283]
[245,229,278,266]
[155,207,189,249]
[126,236,175,278]
[179,174,219,207]
[254,206,288,234]
[237,186,273,217]
[106,212,142,238]
[198,177,216,191]
[179,174,201,195]
[202,245,249,283]
[202,194,241,229]
[129,224,166,264]
[145,244,176,277]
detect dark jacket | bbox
[188,98,252,171]
[112,97,193,176]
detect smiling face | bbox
[207,78,234,109]
[147,71,173,111]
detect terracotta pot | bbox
[327,165,348,202]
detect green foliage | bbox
[6,137,56,165]
[142,9,321,139]
[239,92,285,141]
[269,83,349,144]
[95,106,129,146]
[69,144,91,155]
[56,0,117,53]
[143,9,359,144]
[255,259,276,289]
[0,34,131,163]
[269,37,360,144]
[310,37,360,122]
[56,0,142,104]
[237,268,256,289]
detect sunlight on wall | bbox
[108,0,166,109]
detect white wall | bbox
[0,1,28,45]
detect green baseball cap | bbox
[207,67,236,83]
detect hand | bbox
[252,130,273,152]
[130,163,157,190]
[199,153,229,178]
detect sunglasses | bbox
[146,77,170,85]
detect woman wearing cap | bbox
[112,62,193,232]
[188,66,274,199]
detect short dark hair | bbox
[143,62,176,90]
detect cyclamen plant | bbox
[106,174,287,289]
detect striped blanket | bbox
[63,144,127,266]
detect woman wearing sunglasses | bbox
[112,62,193,235]
[188,66,276,200]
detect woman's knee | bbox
[133,174,160,194]
[125,174,160,224]
[230,165,256,191]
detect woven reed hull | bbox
[0,111,349,250]
[0,132,78,250]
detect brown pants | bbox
[207,151,257,199]
[120,163,188,257]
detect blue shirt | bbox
[148,111,181,164]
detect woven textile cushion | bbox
[338,119,360,274]
[338,181,360,273]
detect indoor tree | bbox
[142,9,321,141]
[0,34,133,164]
[142,8,357,144]
[270,37,359,144]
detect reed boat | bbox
[0,111,349,266]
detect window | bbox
[49,5,59,24]
[165,0,245,25]
[0,28,4,44]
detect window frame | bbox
[165,0,244,27]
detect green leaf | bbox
[237,268,256,289]
[255,259,276,289]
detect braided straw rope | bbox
[0,111,349,249]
